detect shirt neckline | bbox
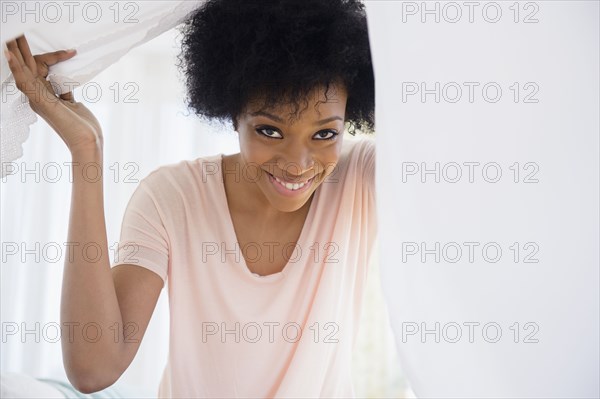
[215,153,320,282]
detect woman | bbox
[5,0,376,397]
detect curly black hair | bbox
[177,0,375,135]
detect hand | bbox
[5,34,103,155]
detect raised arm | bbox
[5,35,163,393]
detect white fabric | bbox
[0,372,64,399]
[1,1,203,177]
[366,1,599,398]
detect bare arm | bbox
[5,35,163,393]
[61,149,163,392]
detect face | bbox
[234,84,347,213]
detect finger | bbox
[59,91,74,102]
[6,49,59,112]
[16,35,37,74]
[35,49,77,67]
[5,48,25,81]
[6,39,26,67]
[32,54,50,77]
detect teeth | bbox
[273,175,308,191]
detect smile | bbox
[267,172,314,196]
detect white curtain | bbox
[366,1,599,398]
[0,0,201,176]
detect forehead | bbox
[243,84,348,124]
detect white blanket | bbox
[1,1,202,176]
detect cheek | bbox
[240,134,273,164]
[316,145,342,177]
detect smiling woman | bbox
[231,84,347,211]
[4,0,376,397]
[223,83,350,277]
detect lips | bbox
[272,173,312,189]
[266,171,315,195]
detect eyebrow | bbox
[249,111,343,126]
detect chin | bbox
[259,170,321,213]
[260,181,317,213]
[267,194,311,213]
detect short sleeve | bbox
[112,178,170,284]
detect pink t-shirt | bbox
[113,137,377,398]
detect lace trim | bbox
[1,78,37,178]
[0,1,201,178]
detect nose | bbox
[277,144,315,180]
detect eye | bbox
[256,127,283,139]
[313,130,338,140]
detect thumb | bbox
[59,91,74,103]
[35,49,77,68]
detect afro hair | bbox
[177,0,375,134]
